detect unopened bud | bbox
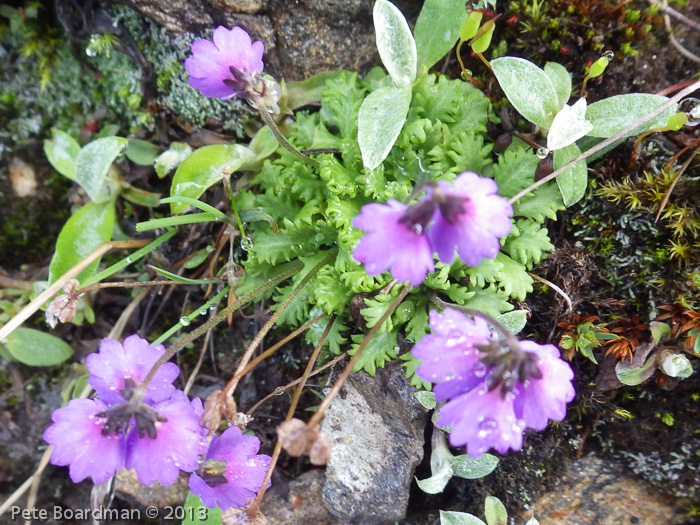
[201,390,224,432]
[308,431,331,466]
[230,412,254,429]
[45,279,80,328]
[223,394,238,424]
[277,418,311,457]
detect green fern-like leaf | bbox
[503,219,554,268]
[350,329,399,375]
[512,181,565,221]
[320,71,366,139]
[493,146,539,199]
[429,130,492,175]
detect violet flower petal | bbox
[86,335,179,405]
[43,398,126,484]
[189,426,271,510]
[125,391,208,487]
[352,199,435,286]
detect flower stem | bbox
[307,284,412,430]
[509,79,700,204]
[253,95,320,169]
[131,260,304,405]
[428,292,522,356]
[221,250,337,402]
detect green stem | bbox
[254,95,319,169]
[133,260,304,404]
[222,249,338,399]
[509,79,700,204]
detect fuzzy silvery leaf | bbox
[491,57,560,129]
[75,137,127,203]
[449,453,499,480]
[44,129,80,181]
[544,62,571,108]
[547,98,593,151]
[553,142,587,207]
[440,511,487,525]
[374,0,417,87]
[358,84,412,169]
[660,353,693,379]
[496,310,528,335]
[414,391,437,410]
[585,94,678,138]
[484,496,508,525]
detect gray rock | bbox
[521,454,688,525]
[321,364,428,524]
[108,0,423,80]
[261,469,335,525]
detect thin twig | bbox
[508,79,700,204]
[528,272,573,314]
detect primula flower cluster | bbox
[44,335,271,511]
[412,308,575,457]
[352,172,513,286]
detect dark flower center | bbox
[199,459,229,488]
[223,66,255,96]
[433,192,470,224]
[95,379,167,438]
[477,342,543,397]
[399,200,435,234]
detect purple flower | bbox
[189,426,272,510]
[352,199,435,286]
[427,172,513,267]
[43,398,126,484]
[352,173,512,286]
[86,335,179,406]
[413,308,575,457]
[125,392,208,486]
[185,26,264,100]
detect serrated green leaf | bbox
[493,147,539,199]
[361,293,396,333]
[48,200,115,283]
[320,72,365,139]
[461,285,513,317]
[544,62,571,108]
[44,129,80,181]
[170,144,255,214]
[494,252,533,300]
[503,219,553,268]
[3,328,73,367]
[306,310,349,355]
[314,268,352,314]
[511,181,564,221]
[429,130,492,174]
[374,0,417,87]
[414,0,466,72]
[464,257,504,288]
[586,94,677,138]
[554,142,587,207]
[75,137,127,202]
[547,98,593,151]
[350,329,398,375]
[405,299,430,342]
[491,57,560,129]
[126,139,160,166]
[358,84,413,169]
[287,71,340,109]
[401,352,433,389]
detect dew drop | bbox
[125,256,133,264]
[199,309,208,316]
[536,147,549,159]
[85,47,97,57]
[679,98,700,126]
[473,363,488,377]
[180,316,191,326]
[603,50,615,60]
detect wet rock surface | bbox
[261,469,334,525]
[523,454,689,525]
[321,365,428,524]
[109,0,422,80]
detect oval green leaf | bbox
[126,139,160,166]
[491,57,560,129]
[74,137,128,203]
[48,200,115,283]
[553,143,587,207]
[484,496,508,525]
[44,129,80,181]
[170,144,256,214]
[414,0,466,72]
[449,452,499,479]
[374,0,417,87]
[3,328,73,366]
[155,142,192,178]
[496,310,528,335]
[358,84,412,170]
[585,94,678,138]
[182,492,222,525]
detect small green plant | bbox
[557,314,619,363]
